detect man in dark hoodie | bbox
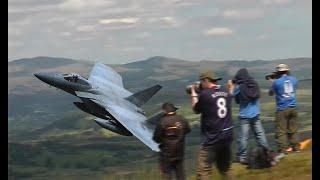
[153,102,191,180]
[228,68,269,164]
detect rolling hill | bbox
[8,56,312,126]
[8,56,312,136]
[8,56,312,179]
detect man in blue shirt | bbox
[228,68,269,165]
[190,70,233,180]
[268,64,300,154]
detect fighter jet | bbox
[34,63,163,152]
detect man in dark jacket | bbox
[228,68,270,165]
[190,70,233,180]
[153,102,191,180]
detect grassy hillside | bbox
[9,145,311,180]
[8,56,312,179]
[8,56,312,133]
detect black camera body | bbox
[186,81,202,94]
[265,72,280,80]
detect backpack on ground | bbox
[247,146,276,169]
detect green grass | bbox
[110,148,312,180]
[230,150,312,180]
[9,148,311,180]
[8,86,312,179]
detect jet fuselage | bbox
[34,72,132,136]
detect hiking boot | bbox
[274,153,286,162]
[270,160,277,166]
[239,158,248,165]
[286,146,301,153]
[292,147,301,153]
[278,149,288,155]
[285,147,293,153]
[236,156,248,165]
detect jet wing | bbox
[88,63,132,98]
[88,62,124,88]
[106,105,160,152]
[75,91,160,152]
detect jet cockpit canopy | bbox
[62,73,90,86]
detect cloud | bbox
[136,32,152,39]
[73,37,94,41]
[46,17,66,23]
[263,0,291,5]
[8,27,22,36]
[8,40,24,48]
[257,34,269,40]
[163,0,182,3]
[222,9,264,20]
[59,0,114,10]
[76,25,96,32]
[7,0,311,62]
[104,44,145,53]
[122,47,145,52]
[144,16,182,28]
[99,18,139,24]
[60,32,72,37]
[8,18,31,26]
[214,0,260,7]
[203,27,235,36]
[160,17,180,26]
[9,0,59,14]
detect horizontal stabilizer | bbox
[145,106,180,127]
[146,111,165,126]
[125,85,162,107]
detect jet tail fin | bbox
[146,111,165,126]
[141,111,165,130]
[125,85,162,107]
[143,106,180,128]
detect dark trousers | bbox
[196,142,233,180]
[275,108,300,152]
[159,156,185,180]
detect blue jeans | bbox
[236,115,269,160]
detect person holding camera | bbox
[228,68,269,165]
[268,64,300,154]
[189,70,233,180]
[153,102,191,180]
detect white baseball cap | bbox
[276,64,290,72]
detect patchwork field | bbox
[8,57,312,179]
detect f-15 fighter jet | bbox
[34,63,162,152]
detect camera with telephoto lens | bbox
[186,81,202,94]
[265,72,280,80]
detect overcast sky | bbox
[8,0,311,63]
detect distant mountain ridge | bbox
[8,56,312,135]
[8,56,312,179]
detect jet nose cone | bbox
[34,73,42,79]
[34,73,55,85]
